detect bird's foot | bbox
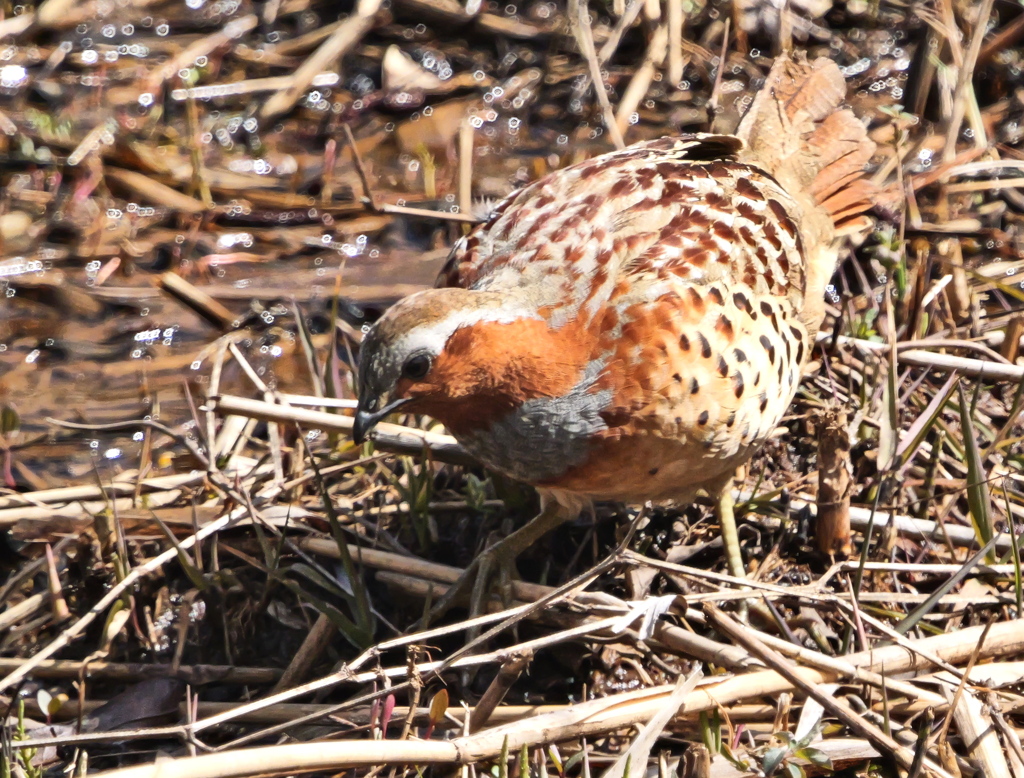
[422,499,570,637]
[466,531,525,625]
[418,530,524,635]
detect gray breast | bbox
[455,362,612,484]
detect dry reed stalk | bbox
[377,202,482,223]
[702,618,1024,702]
[666,0,684,84]
[271,613,336,694]
[569,0,627,149]
[948,686,1012,778]
[0,657,279,684]
[942,0,995,162]
[171,73,341,101]
[598,0,645,63]
[0,593,46,631]
[615,25,668,138]
[373,568,759,671]
[943,239,974,322]
[745,622,947,707]
[261,0,382,120]
[815,405,853,556]
[899,350,1023,380]
[468,650,533,732]
[104,168,209,215]
[189,608,620,734]
[158,272,237,331]
[825,333,1024,379]
[945,177,1024,193]
[602,667,704,778]
[343,122,378,210]
[459,116,475,217]
[0,12,33,38]
[1001,316,1024,363]
[45,680,787,778]
[144,15,258,93]
[0,490,184,526]
[219,701,605,726]
[706,20,730,121]
[0,470,207,510]
[13,589,1024,770]
[210,394,472,464]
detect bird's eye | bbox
[402,354,432,380]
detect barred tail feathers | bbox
[736,54,876,235]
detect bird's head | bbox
[353,287,588,443]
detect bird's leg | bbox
[714,483,751,621]
[717,488,745,580]
[423,497,571,630]
[467,497,570,621]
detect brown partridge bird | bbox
[354,54,875,611]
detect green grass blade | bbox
[958,383,994,555]
[305,437,375,646]
[1005,485,1023,617]
[894,533,998,635]
[896,373,958,467]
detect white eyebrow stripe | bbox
[393,305,541,357]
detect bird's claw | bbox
[420,534,520,631]
[423,499,569,636]
[467,535,522,624]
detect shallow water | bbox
[0,0,918,490]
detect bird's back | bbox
[436,55,874,503]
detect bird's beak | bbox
[353,395,413,444]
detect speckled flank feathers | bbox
[358,53,875,510]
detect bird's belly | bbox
[537,431,761,503]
